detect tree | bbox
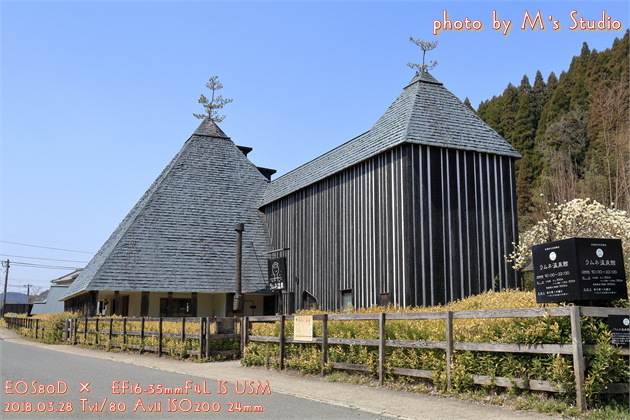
[538,108,589,204]
[407,37,438,72]
[463,97,475,112]
[193,76,233,121]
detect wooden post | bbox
[570,306,586,411]
[445,311,453,391]
[279,315,285,370]
[240,316,249,356]
[95,318,99,345]
[84,318,88,344]
[140,317,145,353]
[122,318,127,352]
[108,319,113,351]
[158,317,163,357]
[35,319,39,340]
[378,313,386,386]
[321,314,328,376]
[73,319,78,345]
[114,291,120,316]
[181,317,186,344]
[205,317,211,359]
[64,319,68,343]
[198,317,204,360]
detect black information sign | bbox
[532,237,627,303]
[608,315,630,347]
[268,257,287,291]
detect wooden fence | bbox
[64,317,241,359]
[4,316,47,339]
[4,307,628,411]
[243,306,630,411]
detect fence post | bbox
[198,317,204,360]
[181,317,186,344]
[35,319,39,340]
[95,318,99,345]
[158,318,163,357]
[73,319,78,345]
[240,316,249,357]
[570,306,586,411]
[84,318,88,344]
[108,318,113,351]
[205,317,211,359]
[321,314,328,376]
[140,318,145,354]
[122,318,127,352]
[445,311,453,391]
[279,315,285,370]
[378,313,386,386]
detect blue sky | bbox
[1,1,628,293]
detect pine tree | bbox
[407,37,438,72]
[193,76,234,121]
[463,97,475,112]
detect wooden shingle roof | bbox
[63,119,271,300]
[260,71,521,207]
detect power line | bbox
[0,254,89,264]
[11,261,83,270]
[0,240,94,254]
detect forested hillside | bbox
[476,31,629,227]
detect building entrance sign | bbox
[532,237,627,303]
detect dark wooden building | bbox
[260,71,522,310]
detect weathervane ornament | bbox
[407,37,439,72]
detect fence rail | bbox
[71,316,241,359]
[243,307,630,411]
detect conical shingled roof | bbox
[260,71,521,207]
[63,119,271,300]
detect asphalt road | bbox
[0,327,559,420]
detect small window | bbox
[341,290,353,311]
[302,291,318,310]
[160,298,192,317]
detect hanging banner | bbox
[268,257,287,291]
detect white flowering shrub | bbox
[507,198,630,277]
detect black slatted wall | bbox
[262,144,518,311]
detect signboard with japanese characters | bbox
[293,315,313,342]
[268,257,287,291]
[532,237,627,303]
[608,315,630,347]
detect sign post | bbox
[294,315,313,342]
[532,237,627,304]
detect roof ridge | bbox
[405,71,443,88]
[193,118,230,138]
[260,72,521,207]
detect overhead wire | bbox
[0,240,95,254]
[0,254,89,264]
[10,261,84,270]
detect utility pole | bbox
[233,223,244,314]
[25,284,33,304]
[2,260,9,316]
